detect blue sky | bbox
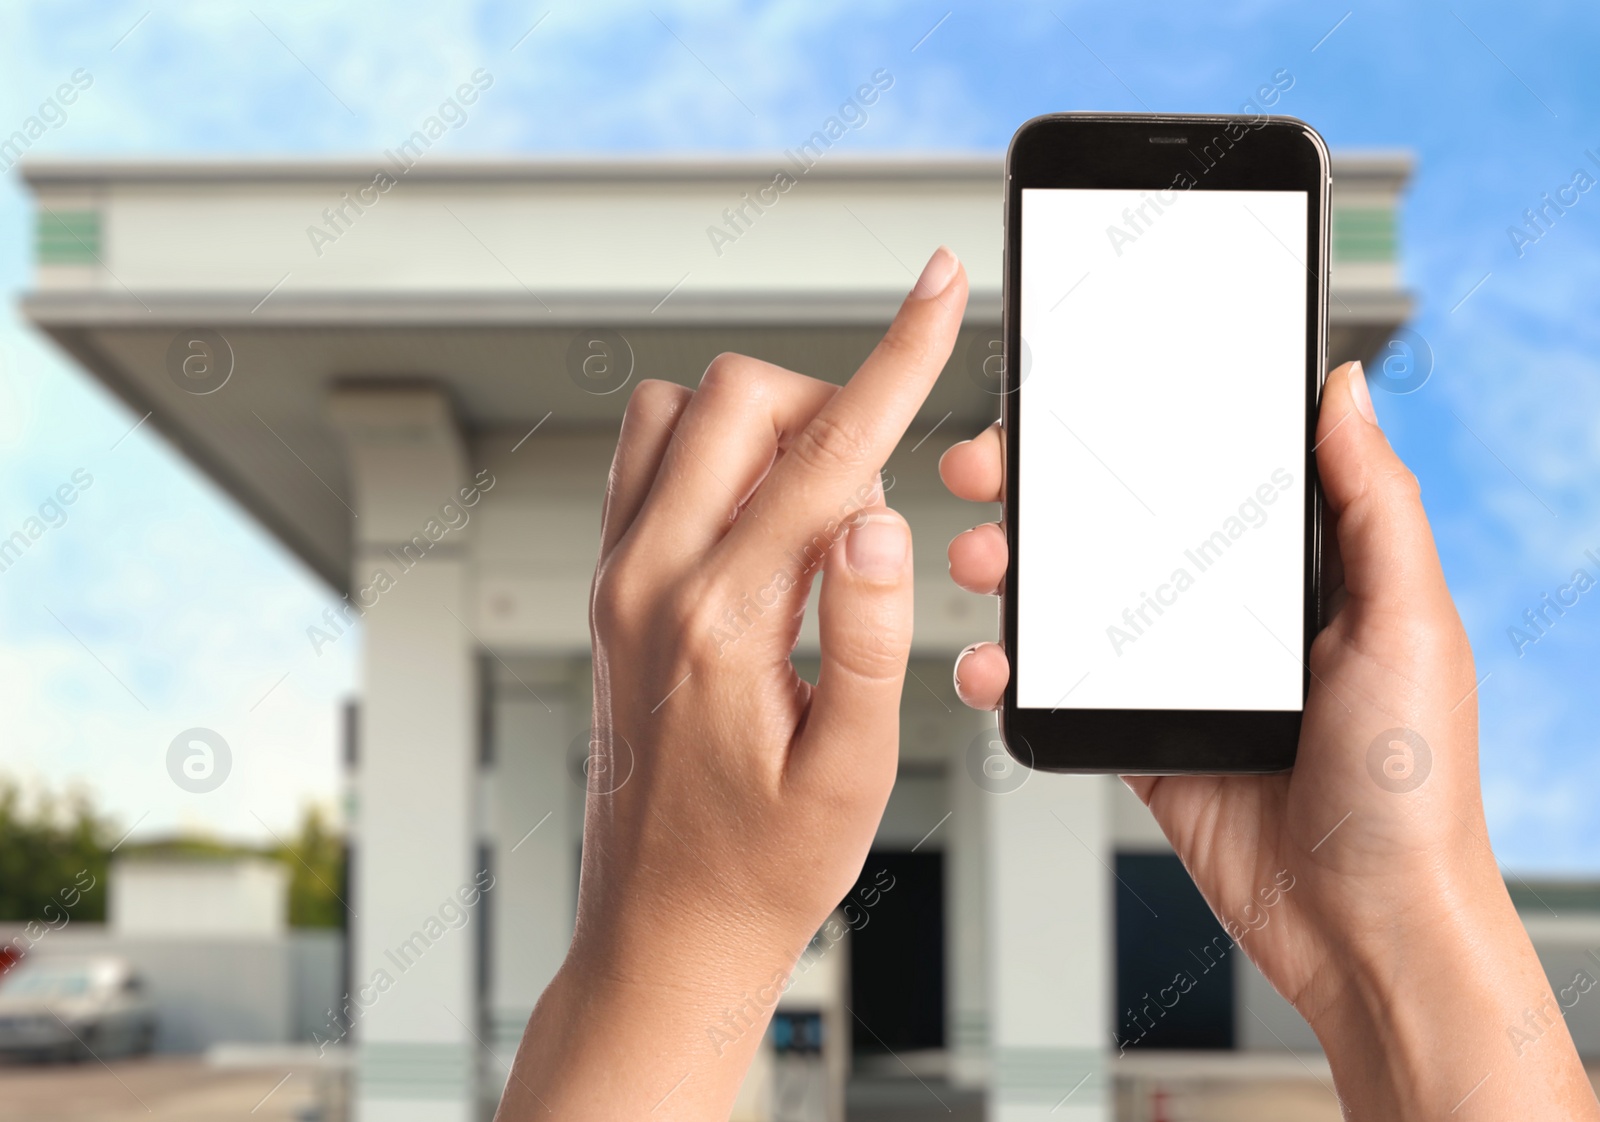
[2,0,1598,871]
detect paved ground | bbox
[0,1056,333,1121]
[1121,1066,1600,1121]
[847,1074,1341,1121]
[4,1056,1599,1120]
[847,1076,984,1121]
[1116,1078,1345,1121]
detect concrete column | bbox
[483,658,580,1086]
[986,765,1112,1121]
[330,387,480,1122]
[947,705,994,1088]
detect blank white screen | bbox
[1016,188,1307,711]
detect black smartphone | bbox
[998,113,1330,774]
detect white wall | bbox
[110,857,288,937]
[0,924,341,1053]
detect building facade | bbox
[21,153,1415,1121]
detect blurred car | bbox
[0,957,156,1061]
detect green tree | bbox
[277,805,346,929]
[118,804,347,928]
[0,783,346,931]
[0,780,111,923]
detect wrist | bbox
[1304,871,1597,1119]
[497,920,818,1120]
[564,894,815,1005]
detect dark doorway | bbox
[846,851,945,1054]
[1114,853,1235,1050]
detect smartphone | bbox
[998,113,1330,773]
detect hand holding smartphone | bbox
[998,113,1330,773]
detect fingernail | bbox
[911,246,960,299]
[846,514,909,580]
[937,440,966,477]
[953,644,979,697]
[1347,361,1376,424]
[865,471,886,507]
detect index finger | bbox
[711,246,968,587]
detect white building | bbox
[20,153,1413,1121]
[109,855,288,938]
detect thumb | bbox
[789,507,913,786]
[1315,361,1454,621]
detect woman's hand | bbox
[496,248,968,1120]
[942,361,1600,1119]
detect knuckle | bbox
[872,320,933,371]
[623,378,688,429]
[1362,462,1421,510]
[664,578,731,659]
[792,412,871,475]
[1341,462,1423,538]
[1374,462,1422,501]
[591,552,652,636]
[699,352,760,398]
[1308,624,1343,669]
[828,598,912,683]
[595,559,736,666]
[1393,466,1423,500]
[833,630,910,683]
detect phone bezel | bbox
[999,113,1330,774]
